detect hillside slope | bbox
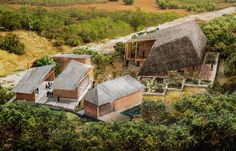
[0,30,71,76]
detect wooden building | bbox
[53,53,91,73]
[84,75,145,119]
[53,60,93,99]
[12,65,55,102]
[125,21,207,77]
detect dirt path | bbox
[0,7,235,88]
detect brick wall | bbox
[16,92,35,101]
[113,90,143,112]
[84,101,98,119]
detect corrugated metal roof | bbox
[12,65,54,94]
[53,53,91,59]
[53,60,92,90]
[84,75,145,106]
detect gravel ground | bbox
[1,7,235,88]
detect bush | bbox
[0,33,25,55]
[157,0,215,12]
[224,52,236,77]
[0,86,14,105]
[114,42,125,56]
[123,0,134,5]
[33,55,59,75]
[157,0,178,9]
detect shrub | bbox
[33,55,59,75]
[0,86,14,105]
[0,33,25,55]
[224,52,236,77]
[123,0,134,5]
[114,42,125,56]
[157,0,178,9]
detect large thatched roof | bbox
[138,21,207,76]
[84,75,145,106]
[12,65,54,94]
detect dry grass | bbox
[144,87,207,105]
[5,0,191,15]
[0,30,72,76]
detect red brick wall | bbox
[113,91,143,112]
[84,101,98,119]
[53,89,79,99]
[16,92,35,102]
[99,103,113,117]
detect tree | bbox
[0,33,25,55]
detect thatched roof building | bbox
[129,21,207,76]
[12,65,54,94]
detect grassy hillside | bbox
[0,30,71,76]
[0,0,108,6]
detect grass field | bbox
[0,30,71,76]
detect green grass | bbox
[0,0,108,6]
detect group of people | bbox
[47,91,53,98]
[46,82,53,90]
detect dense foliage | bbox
[0,103,78,150]
[0,86,14,105]
[33,55,59,75]
[201,14,236,93]
[1,93,235,150]
[157,0,215,12]
[0,33,25,55]
[0,6,182,46]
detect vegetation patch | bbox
[157,0,215,12]
[0,6,183,47]
[0,33,25,55]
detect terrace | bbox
[35,81,93,111]
[139,52,220,96]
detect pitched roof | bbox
[53,60,92,90]
[53,53,91,59]
[12,65,53,94]
[84,75,145,106]
[139,21,207,76]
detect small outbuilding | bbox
[53,53,91,73]
[12,65,54,102]
[84,75,145,119]
[53,60,93,99]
